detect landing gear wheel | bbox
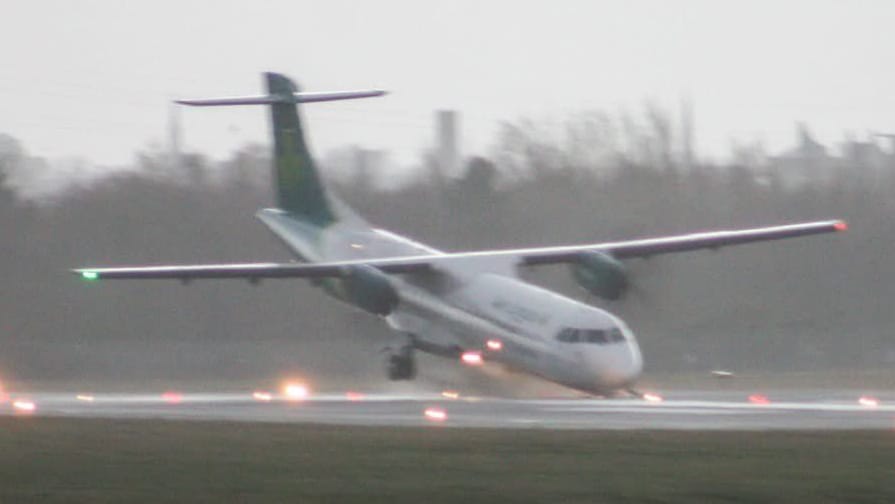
[386,347,416,381]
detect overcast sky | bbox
[2,0,894,169]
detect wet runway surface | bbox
[2,389,894,430]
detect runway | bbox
[2,389,893,430]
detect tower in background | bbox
[435,110,460,177]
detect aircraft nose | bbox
[621,340,644,384]
[584,339,643,390]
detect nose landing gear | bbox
[626,387,644,398]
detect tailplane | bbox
[176,72,386,226]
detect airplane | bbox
[73,72,846,396]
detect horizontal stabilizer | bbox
[176,89,387,107]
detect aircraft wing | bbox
[517,219,846,265]
[74,260,433,281]
[73,220,845,281]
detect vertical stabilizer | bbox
[266,72,335,226]
[175,73,386,227]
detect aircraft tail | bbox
[177,72,386,226]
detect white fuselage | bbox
[258,209,643,395]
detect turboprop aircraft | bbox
[74,72,846,395]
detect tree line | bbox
[0,115,891,387]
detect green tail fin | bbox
[266,72,336,226]
[175,72,386,226]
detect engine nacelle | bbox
[570,251,629,301]
[321,264,399,316]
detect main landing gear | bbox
[386,345,416,381]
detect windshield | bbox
[556,327,625,345]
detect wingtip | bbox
[72,269,100,280]
[833,220,848,232]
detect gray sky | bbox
[2,0,894,168]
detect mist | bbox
[0,109,890,390]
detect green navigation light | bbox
[81,271,99,281]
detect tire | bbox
[386,351,416,381]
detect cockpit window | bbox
[609,328,625,342]
[557,328,579,343]
[584,330,608,344]
[557,327,625,345]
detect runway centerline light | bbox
[461,352,484,366]
[748,394,770,405]
[858,396,879,408]
[162,391,183,404]
[345,392,365,401]
[76,394,95,402]
[252,391,273,402]
[13,400,36,413]
[424,407,447,422]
